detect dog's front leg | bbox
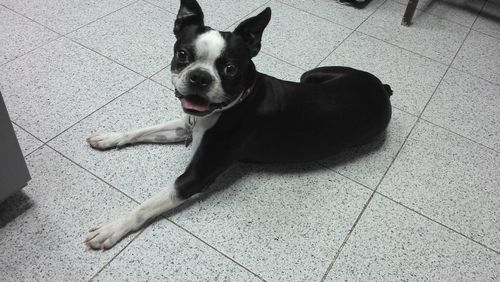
[84,141,234,250]
[87,116,191,150]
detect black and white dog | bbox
[85,0,392,249]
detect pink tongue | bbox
[181,99,210,112]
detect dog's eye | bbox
[224,64,238,76]
[177,50,189,63]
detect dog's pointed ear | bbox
[233,7,271,57]
[174,0,204,38]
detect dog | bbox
[84,0,392,250]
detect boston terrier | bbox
[85,0,392,249]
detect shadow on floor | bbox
[162,130,388,218]
[0,191,33,228]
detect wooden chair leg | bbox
[402,0,419,26]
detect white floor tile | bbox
[94,220,260,281]
[0,6,58,65]
[68,1,177,77]
[49,80,188,202]
[358,1,469,64]
[233,0,352,69]
[423,68,500,151]
[253,52,305,82]
[0,146,137,281]
[0,0,135,34]
[452,30,500,84]
[326,194,500,281]
[379,120,500,251]
[278,0,386,29]
[0,37,143,142]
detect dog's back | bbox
[218,67,392,163]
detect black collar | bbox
[214,78,257,111]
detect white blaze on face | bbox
[192,30,226,102]
[195,30,225,64]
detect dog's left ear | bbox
[234,7,271,57]
[174,0,204,38]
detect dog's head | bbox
[171,0,271,116]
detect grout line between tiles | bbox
[142,0,177,15]
[375,191,500,255]
[0,0,140,68]
[389,106,499,154]
[354,30,448,67]
[63,0,141,36]
[319,190,377,281]
[165,219,268,281]
[260,51,308,71]
[147,77,174,90]
[316,0,388,67]
[10,121,46,157]
[316,29,356,68]
[0,4,62,34]
[418,117,499,153]
[0,35,64,68]
[88,229,146,281]
[470,26,500,41]
[47,144,144,203]
[321,2,492,276]
[449,64,500,88]
[276,0,357,31]
[223,0,274,31]
[63,36,150,79]
[319,118,420,281]
[44,78,147,145]
[418,0,488,120]
[46,146,267,281]
[316,162,376,192]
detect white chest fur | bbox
[189,112,221,153]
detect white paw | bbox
[84,216,137,250]
[86,132,129,150]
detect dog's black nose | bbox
[188,69,212,88]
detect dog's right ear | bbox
[174,0,204,38]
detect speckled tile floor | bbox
[1,0,499,281]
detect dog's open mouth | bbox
[175,90,212,115]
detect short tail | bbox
[383,84,393,96]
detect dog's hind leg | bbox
[300,66,360,84]
[87,116,190,150]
